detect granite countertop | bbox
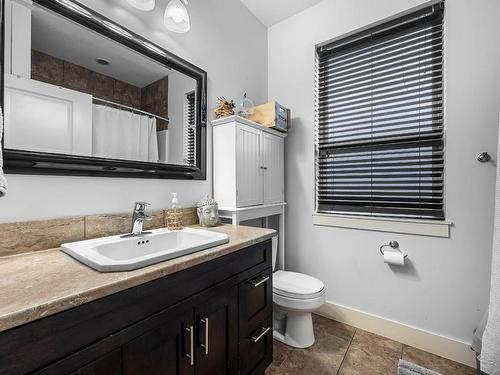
[0,224,276,333]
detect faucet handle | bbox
[134,201,151,212]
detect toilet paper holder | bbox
[379,241,408,258]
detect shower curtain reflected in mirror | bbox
[92,104,159,162]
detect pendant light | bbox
[164,0,190,33]
[126,0,155,11]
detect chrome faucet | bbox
[123,201,153,237]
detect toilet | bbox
[271,238,325,348]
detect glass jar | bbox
[237,93,255,118]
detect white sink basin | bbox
[61,227,229,272]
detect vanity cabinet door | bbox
[122,307,195,375]
[194,286,238,375]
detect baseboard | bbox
[317,301,476,368]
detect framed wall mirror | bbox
[1,0,207,179]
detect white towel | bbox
[0,109,8,197]
[481,117,500,375]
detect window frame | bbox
[314,0,447,229]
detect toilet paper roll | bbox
[383,250,405,266]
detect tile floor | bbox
[265,314,476,375]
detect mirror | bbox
[1,0,207,179]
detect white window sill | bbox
[312,213,451,238]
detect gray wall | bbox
[268,0,500,343]
[0,0,267,222]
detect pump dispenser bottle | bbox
[166,192,183,230]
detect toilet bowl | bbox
[271,238,325,348]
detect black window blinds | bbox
[315,2,445,219]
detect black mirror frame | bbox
[1,0,207,180]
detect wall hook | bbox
[476,152,491,163]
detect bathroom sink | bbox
[61,227,229,272]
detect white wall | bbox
[0,0,267,223]
[268,0,500,343]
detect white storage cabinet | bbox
[213,116,285,209]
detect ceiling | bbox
[31,5,170,88]
[240,0,324,27]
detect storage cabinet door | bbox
[123,307,195,375]
[262,132,284,204]
[194,286,238,375]
[236,125,263,207]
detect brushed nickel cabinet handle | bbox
[186,325,194,366]
[201,318,209,355]
[251,326,271,343]
[251,275,270,287]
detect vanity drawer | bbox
[239,316,273,375]
[239,268,273,339]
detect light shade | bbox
[164,0,190,33]
[126,0,155,11]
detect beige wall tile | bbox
[85,210,164,239]
[31,50,64,84]
[114,80,141,107]
[0,208,195,257]
[0,218,84,257]
[183,208,199,226]
[144,210,165,230]
[91,71,115,99]
[63,61,93,93]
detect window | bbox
[184,91,196,166]
[315,2,445,220]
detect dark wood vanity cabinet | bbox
[0,240,273,375]
[121,284,238,375]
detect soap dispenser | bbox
[166,193,183,230]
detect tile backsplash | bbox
[0,208,198,257]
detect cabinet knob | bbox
[260,166,268,170]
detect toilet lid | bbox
[273,270,324,299]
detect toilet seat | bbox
[273,270,324,300]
